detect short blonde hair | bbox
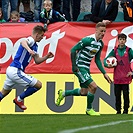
[10,11,20,18]
[96,22,106,29]
[43,0,53,6]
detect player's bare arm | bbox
[33,52,54,64]
[95,57,112,83]
[21,40,36,56]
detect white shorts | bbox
[3,66,37,90]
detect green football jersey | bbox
[71,36,106,74]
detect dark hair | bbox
[32,25,47,34]
[118,33,127,39]
[96,22,106,28]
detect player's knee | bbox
[91,86,98,94]
[38,81,42,89]
[80,92,87,96]
[35,80,42,90]
[1,89,11,96]
[80,89,88,96]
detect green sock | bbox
[87,92,94,109]
[65,88,81,96]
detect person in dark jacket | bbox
[0,0,2,8]
[121,0,133,22]
[90,0,118,25]
[62,0,81,21]
[40,0,66,29]
[91,0,99,12]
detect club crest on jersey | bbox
[89,49,97,55]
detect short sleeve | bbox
[26,36,35,47]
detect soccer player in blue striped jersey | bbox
[0,25,54,110]
[56,22,112,116]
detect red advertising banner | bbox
[0,22,133,74]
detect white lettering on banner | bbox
[105,26,133,58]
[121,25,133,49]
[1,26,133,64]
[105,29,118,57]
[0,30,65,64]
[0,38,13,63]
[106,38,117,57]
[37,29,65,63]
[12,38,26,59]
[0,38,27,63]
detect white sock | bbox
[17,96,23,102]
[62,92,65,97]
[86,108,92,111]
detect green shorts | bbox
[74,68,93,88]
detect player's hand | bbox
[47,52,54,58]
[126,71,133,77]
[102,20,111,25]
[107,64,114,68]
[103,73,112,83]
[47,20,50,24]
[72,65,79,72]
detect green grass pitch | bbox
[0,114,133,133]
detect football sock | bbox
[87,91,94,109]
[65,88,81,96]
[0,92,4,101]
[17,96,23,102]
[19,87,38,99]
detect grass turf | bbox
[0,114,133,133]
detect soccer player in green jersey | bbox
[56,22,112,116]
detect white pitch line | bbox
[58,120,133,133]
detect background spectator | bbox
[9,10,25,22]
[19,10,34,22]
[63,0,81,21]
[17,0,31,12]
[89,0,119,25]
[2,0,18,21]
[91,0,98,12]
[34,0,62,22]
[34,0,43,22]
[121,0,133,22]
[40,0,66,28]
[52,0,62,13]
[0,0,2,8]
[0,7,6,22]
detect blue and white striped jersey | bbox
[10,36,38,71]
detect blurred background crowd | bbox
[0,0,132,24]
